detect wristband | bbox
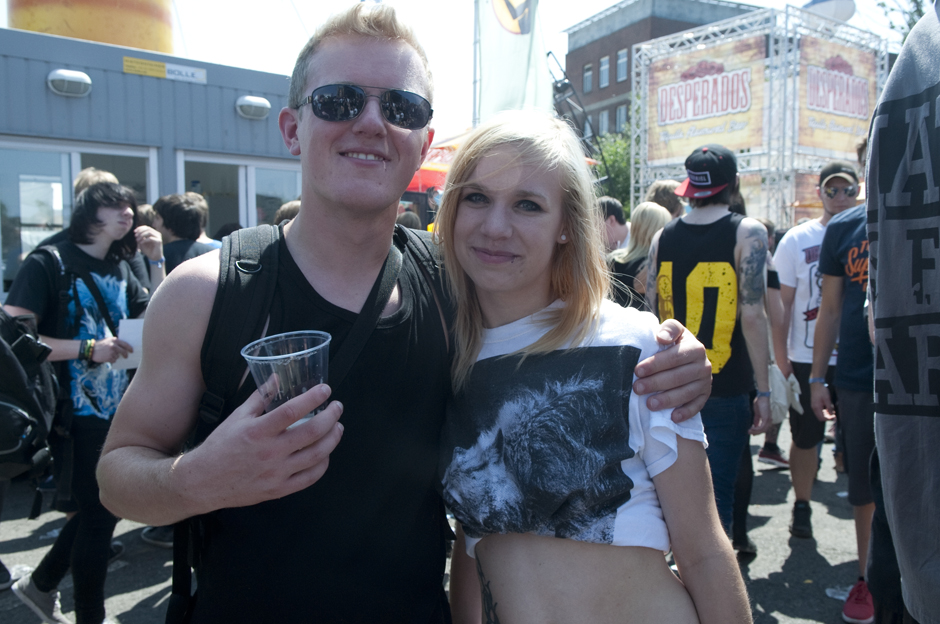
[149,256,165,268]
[79,338,95,361]
[756,391,771,398]
[808,377,827,386]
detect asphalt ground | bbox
[1,420,862,623]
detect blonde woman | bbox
[435,111,750,624]
[608,201,672,310]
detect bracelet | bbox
[79,338,95,361]
[149,256,165,268]
[756,391,771,398]
[808,377,827,385]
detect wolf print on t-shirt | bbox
[440,346,641,544]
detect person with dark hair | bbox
[184,192,222,250]
[647,144,772,533]
[598,195,630,251]
[38,174,164,294]
[395,209,421,229]
[5,182,150,624]
[152,194,218,274]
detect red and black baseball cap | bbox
[675,144,738,199]
[818,161,859,187]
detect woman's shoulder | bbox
[588,300,661,356]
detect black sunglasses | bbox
[822,185,859,199]
[300,84,433,130]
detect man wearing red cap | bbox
[647,144,772,533]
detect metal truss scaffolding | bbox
[631,6,887,227]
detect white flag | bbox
[476,0,553,122]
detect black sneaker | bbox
[790,500,813,538]
[141,525,174,548]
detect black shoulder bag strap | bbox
[166,227,404,624]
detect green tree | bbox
[595,131,633,216]
[878,0,926,42]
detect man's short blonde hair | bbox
[287,3,433,111]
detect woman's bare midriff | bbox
[473,533,700,624]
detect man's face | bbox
[818,176,858,216]
[279,35,431,217]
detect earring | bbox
[561,234,567,241]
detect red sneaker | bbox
[842,579,874,624]
[758,446,790,469]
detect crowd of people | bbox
[0,2,937,624]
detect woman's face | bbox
[453,148,567,327]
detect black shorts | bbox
[837,387,875,507]
[789,362,836,450]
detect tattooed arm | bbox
[736,218,771,434]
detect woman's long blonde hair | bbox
[608,201,672,266]
[434,110,609,391]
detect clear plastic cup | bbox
[241,330,331,427]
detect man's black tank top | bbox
[656,212,754,397]
[191,235,452,623]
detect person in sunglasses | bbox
[807,159,878,622]
[96,4,712,622]
[771,160,856,543]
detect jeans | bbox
[700,394,752,533]
[32,426,118,624]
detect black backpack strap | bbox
[34,245,75,356]
[327,238,403,389]
[192,224,281,448]
[168,225,281,624]
[395,225,453,352]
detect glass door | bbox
[0,148,71,293]
[184,161,241,240]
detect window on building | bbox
[583,64,593,94]
[617,49,628,82]
[583,116,593,139]
[616,105,628,133]
[599,56,610,89]
[599,110,609,135]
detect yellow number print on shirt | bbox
[658,261,737,373]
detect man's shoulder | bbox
[828,204,866,229]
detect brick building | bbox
[561,0,758,137]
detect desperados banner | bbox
[648,36,765,164]
[798,36,877,155]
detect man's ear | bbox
[732,174,740,195]
[279,107,302,156]
[816,185,822,200]
[417,127,434,171]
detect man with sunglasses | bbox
[809,160,877,623]
[772,161,856,542]
[96,4,713,622]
